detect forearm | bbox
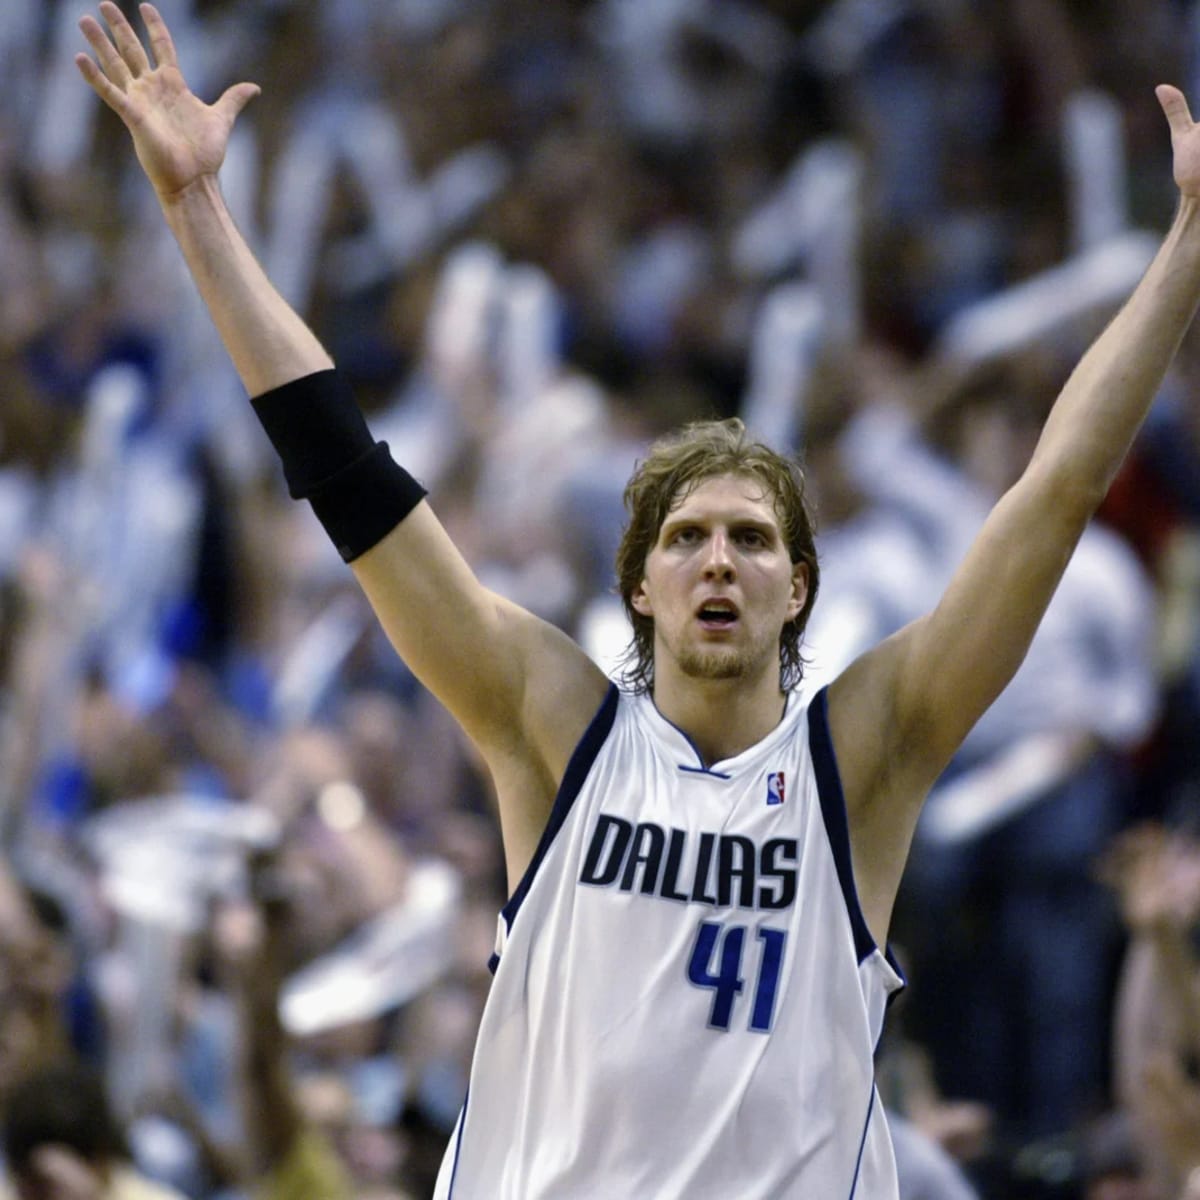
[1115,929,1200,1102]
[160,176,332,396]
[1114,938,1168,1110]
[233,965,304,1173]
[1152,923,1200,1062]
[1032,198,1200,504]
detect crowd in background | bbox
[5,0,1200,1196]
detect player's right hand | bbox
[75,1,259,201]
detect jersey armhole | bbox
[808,686,906,987]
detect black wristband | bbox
[251,370,375,499]
[251,370,427,562]
[309,441,427,562]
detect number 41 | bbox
[687,921,787,1033]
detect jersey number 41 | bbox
[687,921,786,1033]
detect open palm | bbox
[75,1,258,199]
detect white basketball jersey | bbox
[435,684,905,1199]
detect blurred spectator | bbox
[1076,1110,1156,1200]
[890,1114,981,1200]
[2,1059,185,1200]
[212,863,357,1200]
[1103,823,1200,1197]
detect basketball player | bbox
[75,4,1200,1195]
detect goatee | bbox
[678,646,750,680]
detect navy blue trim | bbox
[847,1083,876,1198]
[808,686,878,966]
[496,684,620,943]
[677,764,733,780]
[447,1086,469,1197]
[652,697,731,774]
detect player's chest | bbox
[571,740,816,914]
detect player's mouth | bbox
[696,599,740,631]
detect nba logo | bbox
[766,771,785,806]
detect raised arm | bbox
[76,2,319,394]
[76,4,608,882]
[830,85,1200,943]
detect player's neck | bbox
[651,667,788,766]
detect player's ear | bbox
[786,563,809,621]
[631,580,653,618]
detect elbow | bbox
[1024,451,1114,528]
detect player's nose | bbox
[702,530,736,580]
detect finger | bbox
[1157,84,1195,138]
[74,51,135,121]
[140,3,178,70]
[214,81,262,126]
[99,0,152,78]
[78,14,132,88]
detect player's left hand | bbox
[1158,85,1200,200]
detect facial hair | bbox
[674,619,782,682]
[676,643,753,680]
